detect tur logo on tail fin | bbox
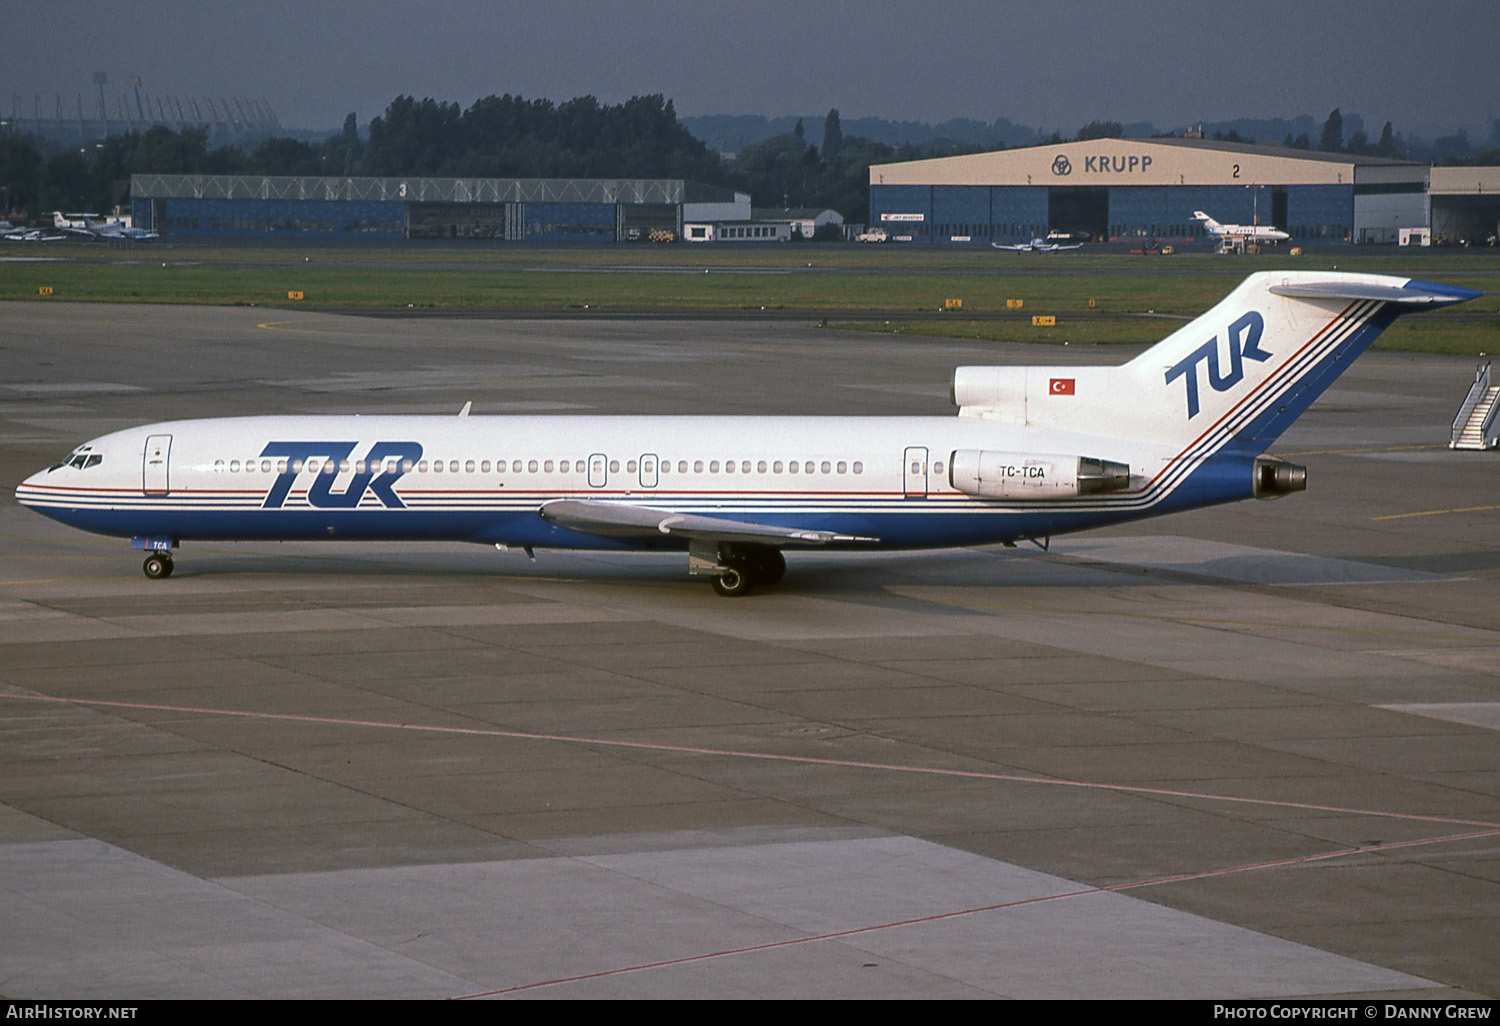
[1163,311,1270,418]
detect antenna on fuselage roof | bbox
[458,401,472,417]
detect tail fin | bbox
[953,272,1478,457]
[1191,210,1221,232]
[1118,271,1476,452]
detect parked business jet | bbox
[1192,211,1291,244]
[16,272,1478,595]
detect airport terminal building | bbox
[129,174,750,242]
[869,137,1437,246]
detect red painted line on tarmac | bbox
[451,826,1500,998]
[6,692,1499,831]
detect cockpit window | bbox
[52,447,101,471]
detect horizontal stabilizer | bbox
[539,499,877,546]
[1269,279,1481,306]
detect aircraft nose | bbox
[15,467,51,507]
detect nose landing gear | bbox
[142,552,174,579]
[132,537,178,580]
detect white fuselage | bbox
[17,414,1180,551]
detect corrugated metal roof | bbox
[1142,136,1421,167]
[130,175,700,204]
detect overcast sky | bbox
[3,0,1496,138]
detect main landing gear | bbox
[142,552,174,579]
[709,546,785,598]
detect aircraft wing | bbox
[991,242,1032,251]
[538,499,877,546]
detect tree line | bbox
[2,94,1495,226]
[0,95,985,224]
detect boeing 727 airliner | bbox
[16,272,1480,595]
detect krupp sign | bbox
[1052,152,1156,175]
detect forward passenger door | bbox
[143,434,172,495]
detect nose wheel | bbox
[142,552,174,579]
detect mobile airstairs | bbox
[1450,359,1500,450]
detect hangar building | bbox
[129,175,750,242]
[1430,166,1500,246]
[869,137,1430,246]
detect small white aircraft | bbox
[992,237,1084,252]
[51,211,159,241]
[1192,211,1291,244]
[52,211,99,230]
[3,227,66,242]
[100,223,159,241]
[15,272,1478,596]
[50,211,102,239]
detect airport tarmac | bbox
[1,300,1497,999]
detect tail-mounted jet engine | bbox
[1253,455,1307,498]
[949,450,1130,499]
